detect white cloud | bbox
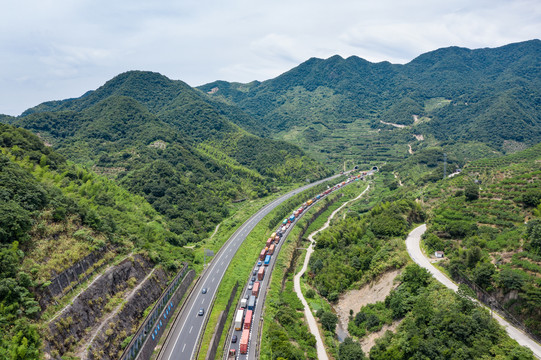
[0,0,539,115]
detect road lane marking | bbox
[182,343,186,352]
[164,173,342,360]
[189,326,193,334]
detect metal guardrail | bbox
[456,269,541,344]
[119,262,189,360]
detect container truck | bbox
[307,199,313,206]
[234,309,244,330]
[240,298,247,308]
[274,235,280,243]
[240,329,250,354]
[244,309,253,329]
[264,254,271,266]
[257,266,265,280]
[271,232,276,239]
[247,295,256,310]
[266,238,273,247]
[259,249,266,261]
[268,243,275,255]
[288,214,295,223]
[282,219,288,225]
[252,282,260,297]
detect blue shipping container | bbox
[264,255,271,266]
[248,295,256,310]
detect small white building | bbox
[435,251,444,258]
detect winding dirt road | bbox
[293,184,370,360]
[406,224,541,359]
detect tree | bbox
[339,337,366,360]
[526,220,541,253]
[521,190,541,208]
[320,311,339,333]
[472,262,495,289]
[0,201,32,244]
[464,181,479,201]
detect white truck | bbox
[234,309,244,331]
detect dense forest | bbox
[3,72,329,244]
[199,40,541,166]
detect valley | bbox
[0,40,540,360]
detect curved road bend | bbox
[293,183,370,360]
[406,224,541,359]
[158,173,344,360]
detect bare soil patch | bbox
[333,270,401,338]
[360,320,402,354]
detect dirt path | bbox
[293,184,371,360]
[209,223,220,240]
[393,173,403,187]
[408,144,413,154]
[380,120,407,128]
[76,267,156,359]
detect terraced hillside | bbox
[422,143,541,337]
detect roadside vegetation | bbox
[259,182,363,360]
[421,143,541,338]
[0,124,193,359]
[197,178,339,360]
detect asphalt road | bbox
[227,172,373,359]
[406,224,541,359]
[227,191,309,360]
[157,173,344,360]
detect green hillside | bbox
[7,72,329,243]
[0,123,192,358]
[199,40,541,167]
[420,143,541,338]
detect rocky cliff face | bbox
[87,267,168,360]
[45,254,166,359]
[37,247,107,311]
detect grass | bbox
[258,181,369,359]
[259,193,337,360]
[196,179,338,360]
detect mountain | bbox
[7,71,329,243]
[199,40,541,166]
[0,123,192,358]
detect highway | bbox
[226,198,301,359]
[157,173,344,360]
[406,224,541,359]
[227,171,372,359]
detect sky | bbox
[1,0,540,116]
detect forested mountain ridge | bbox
[199,39,541,165]
[3,71,329,243]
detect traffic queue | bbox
[230,172,366,357]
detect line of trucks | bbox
[230,171,367,357]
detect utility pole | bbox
[203,248,214,269]
[443,153,447,179]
